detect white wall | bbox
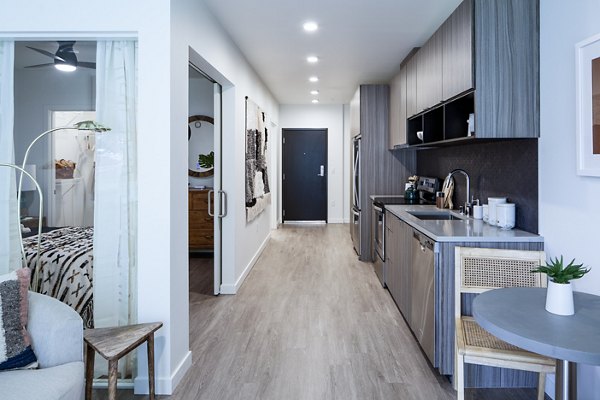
[3,2,279,393]
[540,1,600,398]
[279,104,349,223]
[188,75,214,188]
[1,1,181,394]
[171,0,279,301]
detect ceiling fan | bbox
[25,41,95,72]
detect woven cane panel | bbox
[463,256,538,289]
[462,318,521,351]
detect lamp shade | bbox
[20,164,37,191]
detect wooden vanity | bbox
[188,189,214,251]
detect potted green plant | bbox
[531,256,590,316]
[197,151,214,169]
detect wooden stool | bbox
[84,322,163,400]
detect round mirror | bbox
[188,115,214,177]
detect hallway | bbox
[96,224,540,399]
[180,224,454,399]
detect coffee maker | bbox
[416,176,440,204]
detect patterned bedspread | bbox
[23,227,94,328]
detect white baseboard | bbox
[134,350,192,395]
[328,218,345,224]
[220,234,270,294]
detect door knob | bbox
[317,165,325,177]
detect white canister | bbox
[482,204,489,223]
[487,197,507,226]
[496,203,516,230]
[473,205,483,220]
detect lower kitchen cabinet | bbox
[385,213,400,313]
[386,212,412,320]
[384,211,544,388]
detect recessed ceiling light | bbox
[303,21,318,32]
[310,90,319,95]
[312,99,319,104]
[309,76,319,83]
[307,56,319,63]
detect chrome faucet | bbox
[446,169,472,215]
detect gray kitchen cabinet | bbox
[384,212,412,321]
[405,54,418,118]
[385,212,398,300]
[388,65,407,149]
[474,0,539,138]
[416,27,443,113]
[397,216,412,319]
[403,0,539,144]
[352,86,415,261]
[442,0,473,100]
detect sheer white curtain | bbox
[93,41,138,328]
[0,40,20,274]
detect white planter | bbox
[545,281,575,316]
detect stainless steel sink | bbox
[407,211,467,221]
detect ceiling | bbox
[204,0,461,105]
[14,41,96,70]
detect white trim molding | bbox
[134,350,192,395]
[220,234,270,294]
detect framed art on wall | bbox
[576,32,600,177]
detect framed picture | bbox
[575,33,600,176]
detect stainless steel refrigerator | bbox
[350,135,361,255]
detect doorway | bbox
[49,110,96,227]
[188,63,223,296]
[282,128,328,222]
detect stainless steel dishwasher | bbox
[410,230,437,366]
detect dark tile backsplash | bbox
[416,139,538,233]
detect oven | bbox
[370,189,438,288]
[372,201,385,286]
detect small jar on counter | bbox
[436,191,445,208]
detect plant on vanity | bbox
[531,256,591,316]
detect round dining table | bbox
[472,287,600,400]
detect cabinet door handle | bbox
[207,190,214,216]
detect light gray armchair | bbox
[0,291,85,400]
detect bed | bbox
[23,226,94,328]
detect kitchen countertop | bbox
[385,204,543,243]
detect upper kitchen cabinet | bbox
[474,0,539,139]
[403,0,539,145]
[442,0,473,100]
[406,54,418,118]
[417,27,443,113]
[389,65,407,149]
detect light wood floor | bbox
[94,224,542,400]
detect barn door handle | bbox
[317,165,325,176]
[218,190,227,218]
